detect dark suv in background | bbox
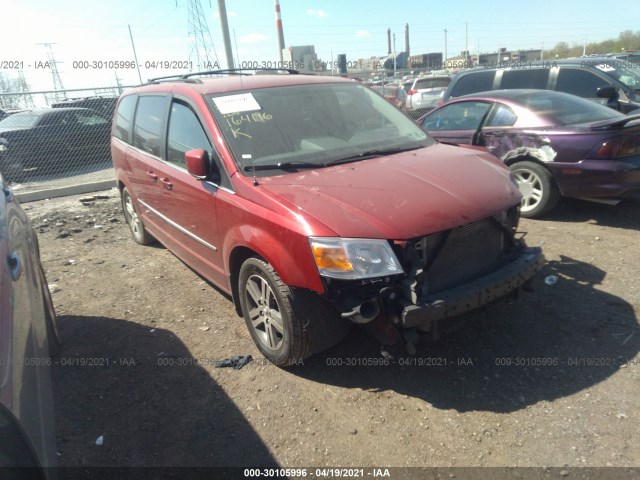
[444,57,640,113]
[52,96,118,120]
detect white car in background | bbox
[403,75,451,117]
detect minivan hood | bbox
[259,144,521,239]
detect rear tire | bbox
[122,187,153,245]
[510,161,560,218]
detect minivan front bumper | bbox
[401,247,544,328]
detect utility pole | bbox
[128,25,143,84]
[393,33,397,76]
[444,29,448,69]
[465,23,469,64]
[114,72,123,95]
[217,0,234,69]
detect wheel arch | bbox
[502,147,554,167]
[228,245,261,317]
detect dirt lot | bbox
[23,190,639,475]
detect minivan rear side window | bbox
[133,96,166,157]
[114,95,137,142]
[501,69,549,89]
[450,71,495,97]
[555,69,609,98]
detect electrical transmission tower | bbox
[187,0,219,70]
[37,43,67,103]
[17,69,35,108]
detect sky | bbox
[2,0,640,92]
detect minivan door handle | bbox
[160,177,173,190]
[146,171,158,181]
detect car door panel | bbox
[151,166,225,286]
[136,97,225,286]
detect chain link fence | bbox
[0,86,134,195]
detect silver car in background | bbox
[403,75,451,116]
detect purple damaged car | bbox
[420,89,640,217]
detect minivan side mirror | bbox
[184,148,222,184]
[185,149,209,180]
[185,148,222,185]
[596,85,618,100]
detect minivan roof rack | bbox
[146,68,301,84]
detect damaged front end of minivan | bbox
[315,204,544,347]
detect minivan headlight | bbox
[309,237,404,280]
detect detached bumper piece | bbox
[401,247,544,328]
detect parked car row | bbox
[443,57,640,113]
[367,75,452,118]
[414,56,640,217]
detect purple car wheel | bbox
[510,161,560,218]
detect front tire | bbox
[121,187,153,245]
[510,161,560,218]
[238,257,311,366]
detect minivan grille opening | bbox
[414,217,505,297]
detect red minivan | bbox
[111,70,544,366]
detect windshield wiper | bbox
[326,145,424,166]
[242,145,425,171]
[243,161,321,172]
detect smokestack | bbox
[387,28,391,55]
[405,23,410,55]
[275,0,286,62]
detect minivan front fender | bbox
[222,224,325,296]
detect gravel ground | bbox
[22,190,639,478]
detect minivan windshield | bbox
[208,82,433,175]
